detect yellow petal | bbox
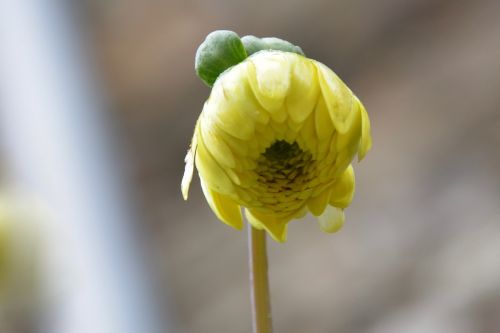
[292,205,308,219]
[195,128,234,195]
[315,61,356,134]
[199,112,236,169]
[200,177,243,230]
[269,120,287,140]
[255,124,275,151]
[314,97,335,141]
[307,189,331,216]
[329,153,351,181]
[335,100,361,153]
[329,165,355,208]
[317,206,345,233]
[204,65,260,140]
[247,51,292,113]
[245,209,288,242]
[286,57,319,123]
[358,99,372,161]
[298,112,317,153]
[216,128,249,157]
[181,123,199,200]
[219,62,268,125]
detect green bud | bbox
[241,35,305,57]
[195,30,248,87]
[194,30,306,87]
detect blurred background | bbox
[1,0,500,332]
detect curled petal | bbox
[307,189,331,216]
[200,112,236,169]
[181,122,199,200]
[286,58,319,123]
[315,61,356,134]
[195,128,235,195]
[200,178,243,229]
[335,100,362,153]
[245,209,288,242]
[298,112,317,153]
[358,99,372,161]
[317,206,345,233]
[205,76,256,140]
[329,165,355,208]
[314,97,335,141]
[247,52,292,112]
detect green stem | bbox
[248,224,273,333]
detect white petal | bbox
[181,128,198,200]
[317,206,345,233]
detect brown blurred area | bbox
[81,0,500,332]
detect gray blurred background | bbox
[4,0,500,332]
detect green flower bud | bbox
[241,35,304,57]
[195,30,248,87]
[195,30,306,87]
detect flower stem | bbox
[248,224,273,333]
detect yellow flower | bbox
[182,50,372,242]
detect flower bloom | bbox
[182,50,371,242]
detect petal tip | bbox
[317,206,345,233]
[181,186,189,201]
[181,154,195,200]
[200,178,243,229]
[245,209,288,243]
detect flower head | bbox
[182,37,371,242]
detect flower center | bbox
[255,140,314,194]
